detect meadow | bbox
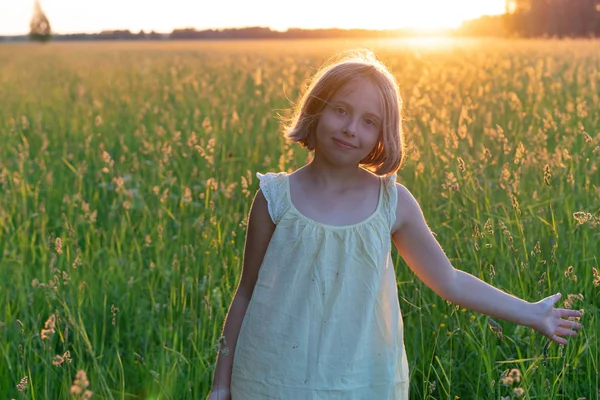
[0,38,598,399]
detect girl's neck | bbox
[302,157,368,190]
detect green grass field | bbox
[0,38,598,399]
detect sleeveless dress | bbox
[230,171,409,399]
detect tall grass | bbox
[0,38,598,399]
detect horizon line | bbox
[0,19,497,37]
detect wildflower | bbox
[514,142,525,165]
[53,350,72,367]
[565,293,584,309]
[564,265,578,282]
[241,176,250,198]
[111,304,119,326]
[510,193,521,215]
[16,376,28,391]
[484,218,493,235]
[489,264,496,279]
[62,271,70,285]
[72,249,82,269]
[487,318,503,340]
[543,164,552,186]
[101,151,113,166]
[442,171,459,192]
[513,387,525,397]
[593,267,600,287]
[573,211,592,225]
[41,314,56,340]
[160,188,169,203]
[500,163,511,189]
[183,187,192,203]
[509,368,521,383]
[428,381,436,394]
[499,374,513,386]
[569,293,584,301]
[55,237,63,255]
[70,370,91,396]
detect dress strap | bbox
[256,172,290,224]
[381,173,398,231]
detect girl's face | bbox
[314,78,382,168]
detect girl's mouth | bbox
[333,138,356,149]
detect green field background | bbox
[0,38,598,399]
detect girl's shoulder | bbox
[379,172,398,230]
[390,181,425,234]
[256,171,290,224]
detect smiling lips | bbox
[333,138,357,149]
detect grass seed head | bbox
[16,376,28,392]
[41,314,56,340]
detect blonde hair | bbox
[283,50,404,176]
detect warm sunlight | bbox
[0,0,507,35]
[394,0,506,30]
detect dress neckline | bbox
[285,173,384,230]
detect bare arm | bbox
[210,189,275,392]
[391,183,582,344]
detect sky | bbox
[0,0,507,35]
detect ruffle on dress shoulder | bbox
[256,172,290,224]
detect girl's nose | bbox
[343,120,358,137]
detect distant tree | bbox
[29,0,52,42]
[505,0,600,37]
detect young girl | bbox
[207,50,582,399]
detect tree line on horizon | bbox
[21,0,600,42]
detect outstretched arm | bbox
[391,183,582,344]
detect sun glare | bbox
[397,0,506,30]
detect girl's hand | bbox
[206,387,231,400]
[530,293,583,344]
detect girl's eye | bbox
[336,107,347,115]
[365,118,378,127]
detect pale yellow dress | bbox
[230,171,409,399]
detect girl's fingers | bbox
[559,320,582,330]
[554,327,578,337]
[557,309,583,318]
[550,334,567,345]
